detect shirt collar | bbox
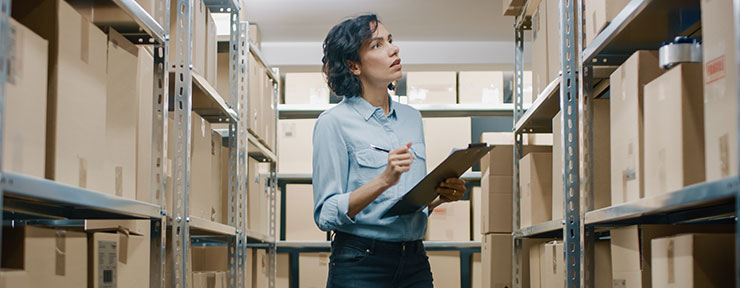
[345,95,397,121]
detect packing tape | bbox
[720,134,730,177]
[55,230,66,276]
[79,157,88,188]
[667,238,675,284]
[115,166,123,197]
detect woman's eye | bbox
[372,43,380,49]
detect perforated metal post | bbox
[237,20,249,288]
[512,21,525,288]
[268,74,280,288]
[560,0,581,287]
[0,0,10,266]
[150,2,170,288]
[171,0,193,287]
[226,12,242,288]
[575,0,594,287]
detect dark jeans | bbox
[327,231,434,288]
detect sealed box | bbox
[299,252,330,288]
[105,29,142,200]
[481,233,512,288]
[192,246,228,272]
[543,241,564,288]
[1,226,87,287]
[458,71,504,104]
[552,111,563,220]
[285,73,331,104]
[14,0,109,191]
[584,0,630,45]
[88,230,150,288]
[471,186,482,240]
[169,0,206,75]
[701,0,739,181]
[610,50,663,205]
[593,99,611,209]
[253,250,289,288]
[595,240,612,288]
[644,63,705,197]
[481,172,513,233]
[85,219,150,236]
[0,269,29,288]
[278,119,315,174]
[651,233,735,287]
[531,0,549,97]
[520,152,553,228]
[610,224,733,288]
[529,242,546,288]
[286,184,327,241]
[502,0,526,16]
[423,117,471,172]
[249,23,262,49]
[428,251,461,288]
[135,45,156,204]
[479,132,552,177]
[248,54,263,139]
[426,200,470,241]
[4,18,48,178]
[471,252,481,288]
[205,11,218,87]
[407,72,457,104]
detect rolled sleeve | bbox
[312,114,354,231]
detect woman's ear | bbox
[347,61,361,76]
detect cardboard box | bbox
[407,72,457,104]
[245,248,253,287]
[261,68,276,151]
[205,11,218,87]
[253,250,289,288]
[520,152,553,228]
[481,172,513,233]
[135,45,157,204]
[247,54,262,137]
[552,111,563,220]
[503,0,526,16]
[105,29,141,200]
[529,242,546,288]
[0,269,29,288]
[593,99,611,210]
[1,226,87,287]
[84,219,150,236]
[610,224,733,288]
[458,71,505,104]
[211,130,224,223]
[286,184,326,241]
[651,233,735,287]
[531,0,549,98]
[88,230,150,288]
[427,200,471,241]
[545,0,567,83]
[481,233,512,288]
[215,50,233,108]
[610,50,663,205]
[13,0,109,191]
[299,252,330,288]
[4,18,48,178]
[471,186,482,241]
[472,252,481,288]
[543,241,564,288]
[595,240,612,288]
[220,144,233,225]
[285,73,331,104]
[249,23,262,49]
[166,112,221,222]
[423,117,471,172]
[278,119,316,174]
[164,230,193,288]
[428,251,461,288]
[192,246,228,272]
[644,63,705,197]
[169,0,206,75]
[478,132,553,177]
[701,0,739,181]
[584,0,630,46]
[192,272,208,288]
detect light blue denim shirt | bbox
[312,95,429,241]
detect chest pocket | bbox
[410,143,427,161]
[355,148,387,168]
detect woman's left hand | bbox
[436,178,466,202]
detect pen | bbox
[370,144,390,153]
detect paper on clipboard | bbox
[381,143,495,218]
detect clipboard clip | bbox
[468,142,488,148]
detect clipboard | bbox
[382,143,495,218]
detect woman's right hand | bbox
[381,142,414,187]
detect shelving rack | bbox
[512,0,740,287]
[0,0,281,287]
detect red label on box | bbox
[706,55,726,85]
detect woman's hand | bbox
[380,142,413,188]
[436,178,466,202]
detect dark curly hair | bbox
[322,14,382,97]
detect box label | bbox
[98,240,117,288]
[705,55,726,85]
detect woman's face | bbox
[353,22,402,88]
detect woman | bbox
[312,14,467,288]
